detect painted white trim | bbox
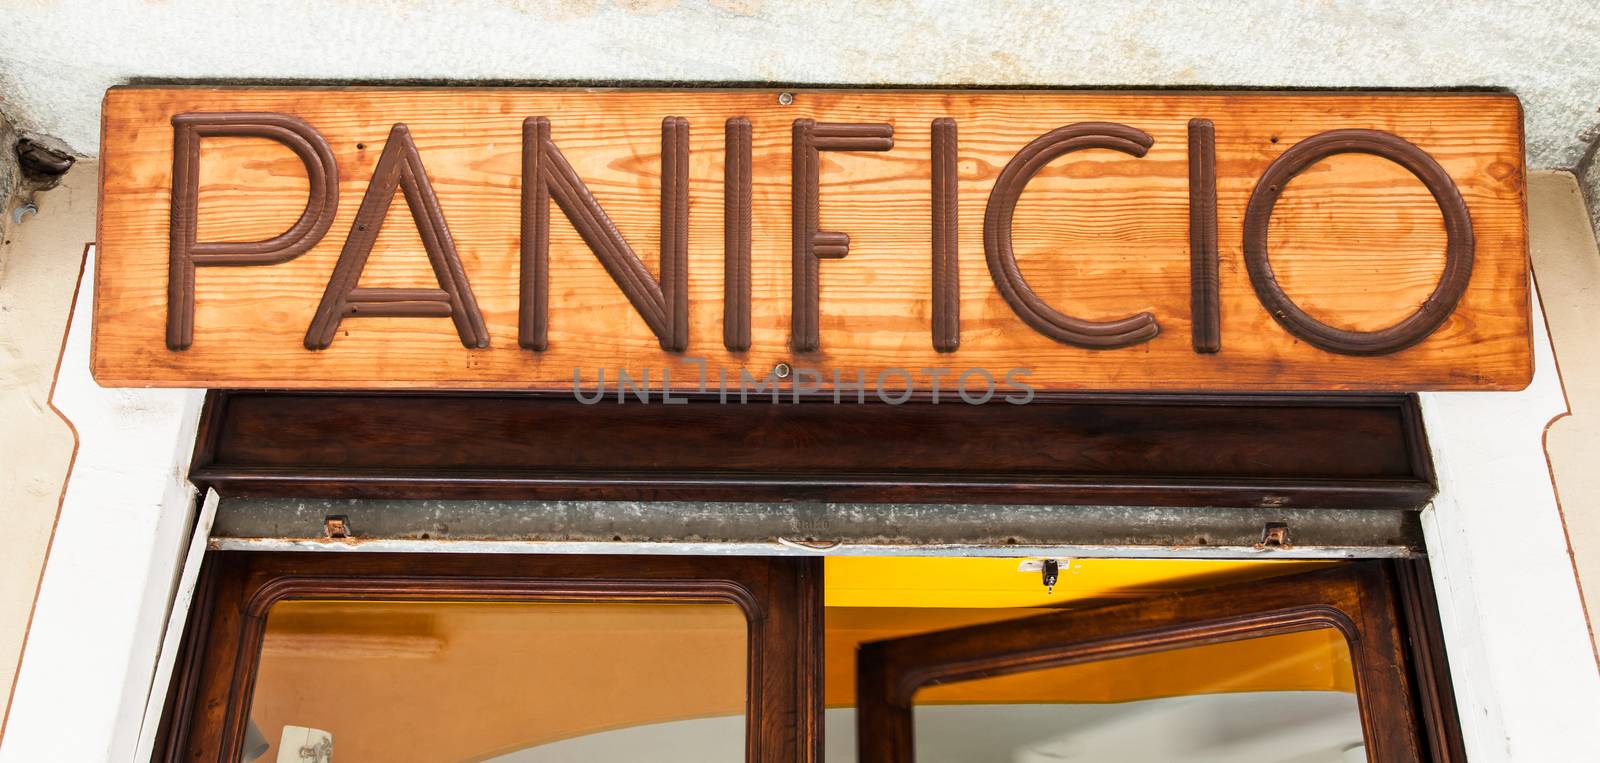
[0,246,205,763]
[133,489,218,762]
[1419,284,1600,759]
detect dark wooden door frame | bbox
[856,561,1458,762]
[190,390,1435,509]
[162,388,1458,760]
[155,552,823,763]
[157,556,1460,762]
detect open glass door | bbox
[856,564,1427,762]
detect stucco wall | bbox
[0,116,16,245]
[1,0,1599,170]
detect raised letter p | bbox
[167,112,339,350]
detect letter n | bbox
[304,124,488,349]
[520,116,689,352]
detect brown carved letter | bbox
[168,112,338,350]
[791,120,894,352]
[725,117,753,352]
[931,118,961,352]
[1188,118,1221,354]
[522,116,690,352]
[983,122,1160,349]
[304,124,488,350]
[1243,129,1474,356]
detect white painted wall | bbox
[1,1,1599,169]
[0,245,206,761]
[1530,173,1600,662]
[1419,299,1600,758]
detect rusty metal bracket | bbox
[1257,522,1292,550]
[323,515,351,539]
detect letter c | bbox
[983,122,1160,349]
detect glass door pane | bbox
[855,563,1426,762]
[910,627,1364,762]
[245,600,747,762]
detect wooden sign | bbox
[94,87,1530,392]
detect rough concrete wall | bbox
[0,114,16,247]
[1577,147,1600,241]
[0,0,1598,168]
[0,110,77,251]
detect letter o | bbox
[1242,129,1474,356]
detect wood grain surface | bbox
[190,390,1435,508]
[94,87,1530,390]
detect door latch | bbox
[1017,558,1069,594]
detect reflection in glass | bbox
[910,627,1364,763]
[245,600,747,762]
